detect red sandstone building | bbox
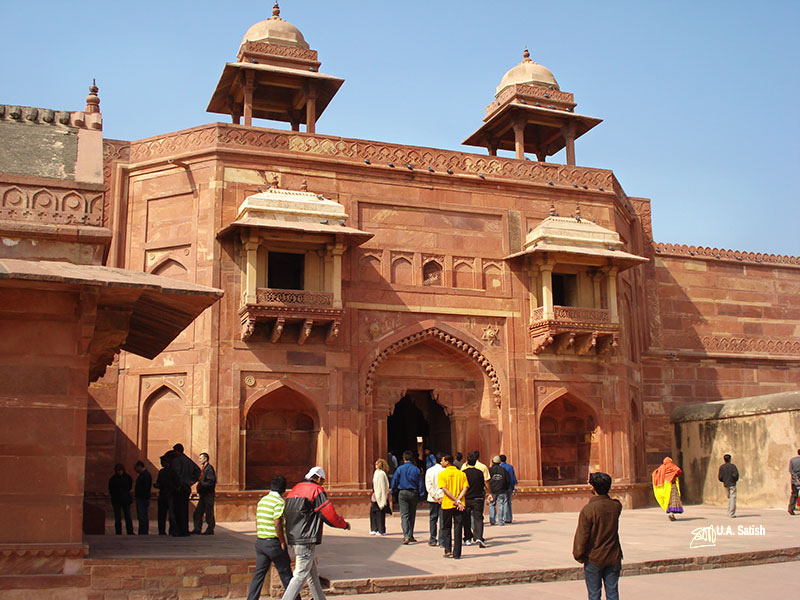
[88,6,800,518]
[2,7,800,583]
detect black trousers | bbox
[112,501,133,535]
[171,486,191,536]
[370,501,387,534]
[157,493,174,535]
[790,482,800,512]
[464,497,485,542]
[135,497,150,535]
[441,508,463,558]
[193,491,215,533]
[246,537,294,600]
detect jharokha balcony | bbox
[239,287,343,344]
[529,305,618,355]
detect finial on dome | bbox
[85,79,100,114]
[301,178,308,191]
[523,48,531,62]
[271,174,280,188]
[272,2,280,18]
[549,201,556,217]
[575,203,582,221]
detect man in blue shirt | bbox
[391,450,425,544]
[499,454,518,524]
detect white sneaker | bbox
[476,539,487,548]
[369,531,377,535]
[463,539,472,546]
[378,532,387,536]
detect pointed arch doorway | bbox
[387,390,451,460]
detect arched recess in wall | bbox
[151,257,189,281]
[422,260,443,286]
[244,383,321,490]
[142,384,187,469]
[538,388,601,485]
[482,262,503,292]
[453,259,474,289]
[360,254,383,283]
[363,321,504,464]
[391,256,413,285]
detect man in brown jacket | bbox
[572,472,622,600]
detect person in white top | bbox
[425,452,445,546]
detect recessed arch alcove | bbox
[244,384,320,489]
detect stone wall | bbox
[671,391,800,508]
[641,250,800,472]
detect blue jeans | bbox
[583,562,620,600]
[488,491,508,525]
[428,502,443,544]
[505,492,513,523]
[398,490,418,540]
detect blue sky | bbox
[2,1,798,255]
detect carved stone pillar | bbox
[512,118,525,160]
[540,262,554,320]
[306,82,318,134]
[562,121,576,166]
[243,238,259,305]
[605,266,619,323]
[243,70,255,127]
[591,271,602,308]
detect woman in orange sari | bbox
[652,457,684,520]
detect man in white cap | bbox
[280,466,351,600]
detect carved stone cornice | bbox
[0,178,104,227]
[122,124,619,193]
[654,242,800,267]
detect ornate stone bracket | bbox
[365,327,502,407]
[298,319,313,345]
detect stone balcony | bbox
[529,305,618,355]
[239,287,343,344]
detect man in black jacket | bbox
[280,467,350,600]
[192,452,217,535]
[170,443,200,536]
[108,463,134,535]
[488,456,510,526]
[718,454,739,518]
[133,460,152,535]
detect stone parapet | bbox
[654,242,800,267]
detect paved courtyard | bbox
[87,504,800,595]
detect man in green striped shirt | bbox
[247,476,295,600]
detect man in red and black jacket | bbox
[280,467,350,600]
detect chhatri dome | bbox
[496,48,559,95]
[239,2,310,50]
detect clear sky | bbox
[2,1,797,255]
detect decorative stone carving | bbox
[481,324,500,346]
[365,327,502,407]
[0,182,103,226]
[655,243,800,266]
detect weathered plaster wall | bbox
[671,391,800,508]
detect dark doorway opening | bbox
[387,390,451,463]
[268,251,304,290]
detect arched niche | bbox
[539,393,599,485]
[244,385,320,490]
[151,258,189,281]
[391,257,413,285]
[143,385,186,467]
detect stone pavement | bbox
[86,504,800,596]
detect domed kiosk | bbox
[207,3,343,132]
[463,49,601,164]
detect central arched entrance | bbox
[387,390,452,459]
